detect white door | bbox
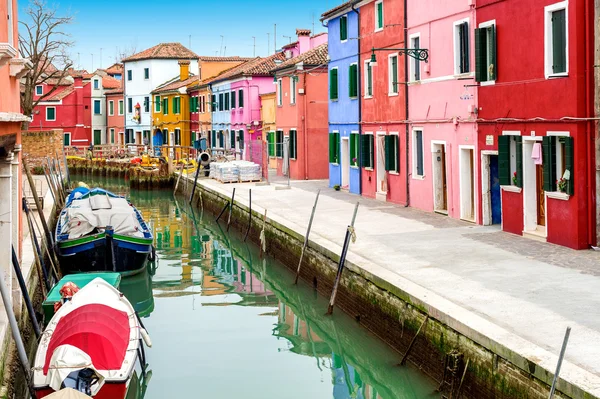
[341,137,349,188]
[283,136,289,176]
[169,132,175,159]
[376,134,386,193]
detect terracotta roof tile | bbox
[198,56,255,62]
[67,68,89,78]
[296,29,311,36]
[102,75,122,90]
[207,53,287,84]
[271,43,328,72]
[43,76,73,86]
[45,86,75,101]
[153,75,199,94]
[122,43,198,62]
[321,0,357,20]
[282,41,299,50]
[105,63,123,75]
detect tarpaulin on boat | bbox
[44,387,94,398]
[63,196,144,239]
[45,345,106,395]
[43,304,130,374]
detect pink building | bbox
[407,1,478,221]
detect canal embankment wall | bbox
[177,175,600,399]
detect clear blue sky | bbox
[18,0,336,71]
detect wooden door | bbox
[536,165,546,226]
[441,149,448,210]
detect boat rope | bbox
[259,209,267,253]
[348,226,357,243]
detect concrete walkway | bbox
[186,176,600,395]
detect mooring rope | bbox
[259,209,268,253]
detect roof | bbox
[153,75,199,94]
[66,68,89,78]
[122,42,198,62]
[296,29,311,36]
[102,75,122,90]
[271,43,328,72]
[211,53,286,84]
[282,41,299,50]
[198,56,254,62]
[44,86,75,101]
[105,88,123,95]
[105,63,123,75]
[43,76,74,86]
[321,0,357,20]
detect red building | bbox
[271,43,329,180]
[359,0,408,204]
[476,0,595,249]
[30,73,92,147]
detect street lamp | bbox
[369,46,430,66]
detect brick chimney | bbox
[297,29,311,55]
[179,60,190,81]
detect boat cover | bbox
[63,196,144,239]
[44,387,93,398]
[46,345,106,395]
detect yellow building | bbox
[260,92,277,168]
[152,60,198,153]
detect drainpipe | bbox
[585,0,595,247]
[351,1,362,196]
[0,153,13,301]
[11,145,21,311]
[403,0,410,207]
[303,73,309,179]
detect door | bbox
[490,155,502,224]
[282,136,289,176]
[376,135,386,193]
[441,149,448,211]
[136,131,142,145]
[341,137,349,188]
[536,165,546,226]
[93,130,102,145]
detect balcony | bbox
[9,57,32,78]
[0,43,18,69]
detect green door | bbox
[93,130,102,145]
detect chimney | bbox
[296,29,311,54]
[179,59,190,81]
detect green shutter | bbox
[163,98,168,114]
[291,131,297,159]
[329,133,339,163]
[349,64,358,98]
[330,69,338,100]
[63,133,69,146]
[565,137,574,195]
[340,16,348,41]
[238,130,244,150]
[268,132,275,156]
[498,135,511,185]
[391,56,398,93]
[377,2,383,29]
[542,136,557,192]
[361,134,372,168]
[276,131,283,157]
[239,90,244,108]
[335,133,340,163]
[489,26,497,80]
[384,135,393,171]
[232,92,236,108]
[350,133,358,166]
[367,64,373,96]
[475,28,485,83]
[552,9,567,74]
[515,136,523,188]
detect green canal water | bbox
[72,175,438,399]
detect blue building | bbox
[322,1,361,194]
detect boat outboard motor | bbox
[199,151,211,166]
[62,368,100,395]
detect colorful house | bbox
[406,1,477,218]
[271,43,330,180]
[151,60,199,155]
[90,71,121,145]
[105,84,124,145]
[260,92,277,168]
[322,2,361,194]
[360,0,408,204]
[476,0,595,249]
[122,43,198,145]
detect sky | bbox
[18,0,338,72]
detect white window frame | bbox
[502,131,521,187]
[364,131,374,171]
[389,132,400,174]
[110,128,115,144]
[144,68,150,80]
[374,0,384,32]
[547,131,571,183]
[46,107,56,121]
[340,14,349,43]
[412,127,425,178]
[63,132,71,146]
[544,1,569,79]
[409,33,421,82]
[388,54,399,96]
[478,20,497,86]
[364,60,373,98]
[290,77,297,105]
[453,18,470,76]
[108,100,114,116]
[93,79,99,90]
[7,0,14,47]
[118,100,124,115]
[127,70,132,81]
[277,79,283,106]
[35,85,43,96]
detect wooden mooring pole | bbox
[244,189,252,242]
[23,159,55,249]
[548,326,571,399]
[189,155,202,204]
[174,163,184,195]
[294,189,320,285]
[400,315,429,365]
[227,188,236,232]
[326,202,359,315]
[12,246,41,339]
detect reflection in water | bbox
[72,174,437,399]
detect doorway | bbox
[482,152,502,225]
[460,147,475,221]
[341,137,349,189]
[432,142,448,213]
[522,138,546,236]
[282,136,289,177]
[376,133,386,196]
[136,131,142,145]
[536,165,546,226]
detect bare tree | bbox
[115,42,138,63]
[19,0,74,129]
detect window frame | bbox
[277,79,283,106]
[329,67,339,101]
[412,128,425,178]
[127,98,133,114]
[93,100,101,115]
[276,130,284,158]
[127,70,132,81]
[453,18,471,75]
[155,96,161,113]
[108,100,114,116]
[289,129,297,159]
[144,68,150,80]
[375,0,384,32]
[144,96,150,113]
[118,100,124,115]
[349,63,358,98]
[387,132,400,174]
[46,107,56,121]
[340,14,349,42]
[362,132,374,170]
[239,89,244,108]
[290,76,297,105]
[231,91,236,109]
[93,79,99,90]
[364,60,373,98]
[388,54,399,96]
[476,20,497,85]
[63,132,71,146]
[35,85,43,96]
[409,33,421,82]
[110,128,115,144]
[350,131,360,167]
[544,1,569,79]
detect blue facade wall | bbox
[210,81,232,148]
[327,9,360,195]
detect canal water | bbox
[72,175,438,399]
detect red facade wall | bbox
[360,0,408,204]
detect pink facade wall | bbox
[231,76,274,153]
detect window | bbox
[541,134,574,194]
[224,92,230,111]
[277,79,283,106]
[143,130,150,145]
[231,91,236,109]
[349,64,358,98]
[290,77,297,104]
[175,97,182,114]
[144,97,150,113]
[219,93,224,111]
[361,134,374,169]
[163,98,169,115]
[364,60,373,97]
[375,1,384,31]
[267,132,276,156]
[218,131,224,148]
[350,132,359,167]
[63,132,71,146]
[239,89,244,108]
[276,130,284,158]
[329,132,340,164]
[475,23,497,83]
[289,130,297,159]
[545,2,568,77]
[454,20,470,74]
[110,129,115,144]
[155,96,161,113]
[329,68,338,100]
[93,130,102,145]
[498,133,523,187]
[35,85,43,96]
[93,79,99,90]
[109,100,114,116]
[211,94,217,112]
[201,96,205,113]
[93,100,101,115]
[127,98,133,113]
[144,68,150,80]
[413,129,424,177]
[127,70,132,81]
[388,55,399,95]
[409,34,421,81]
[211,130,216,147]
[118,100,124,115]
[46,107,56,121]
[174,128,181,145]
[228,130,235,150]
[340,15,348,41]
[385,134,399,172]
[238,130,244,150]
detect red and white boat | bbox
[33,278,151,398]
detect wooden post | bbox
[294,189,320,284]
[174,163,184,195]
[61,148,71,187]
[259,209,268,258]
[12,246,40,339]
[227,188,236,232]
[400,315,429,365]
[244,189,252,242]
[189,155,201,204]
[23,159,55,249]
[548,327,571,399]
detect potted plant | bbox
[512,171,517,186]
[557,177,567,193]
[333,184,341,191]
